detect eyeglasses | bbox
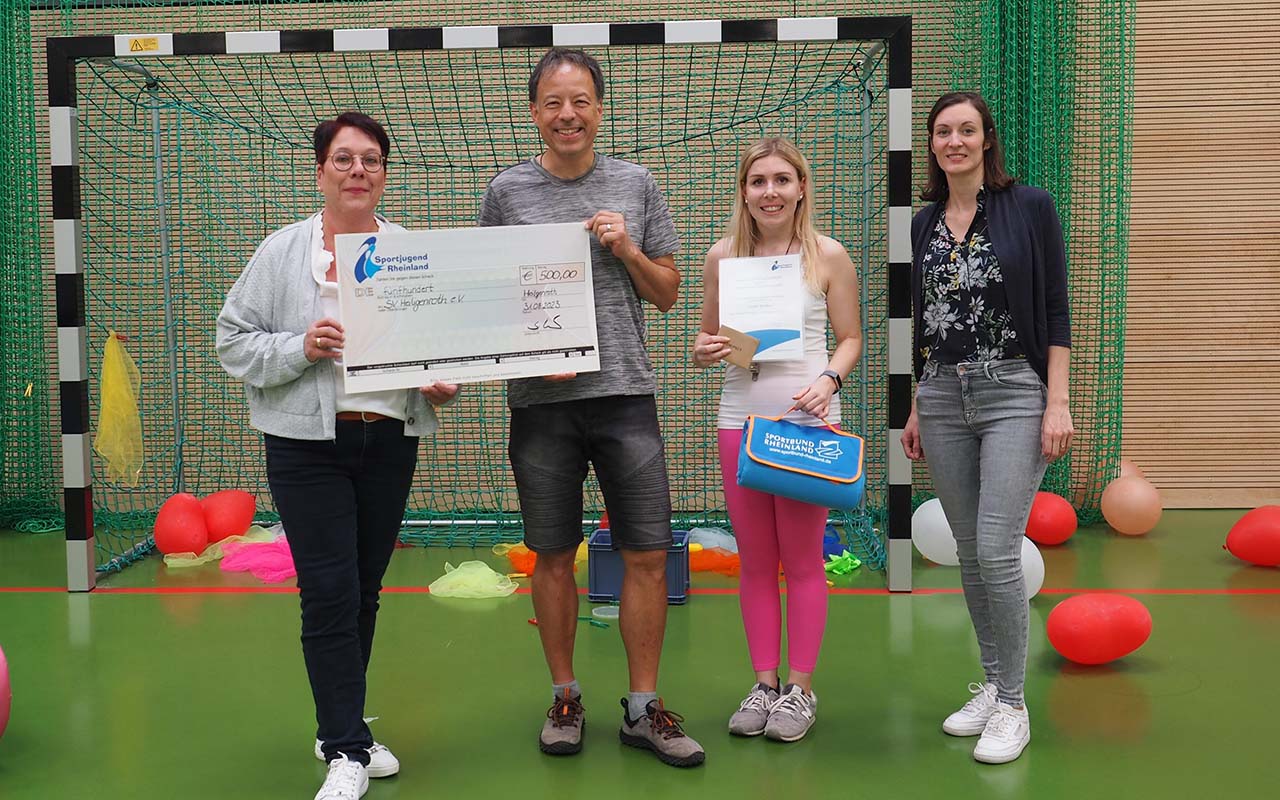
[327,152,386,172]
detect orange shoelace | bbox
[648,700,687,740]
[547,689,584,728]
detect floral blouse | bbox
[919,189,1024,365]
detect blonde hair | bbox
[726,137,823,292]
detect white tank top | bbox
[717,282,841,429]
[311,214,409,420]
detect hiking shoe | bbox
[764,684,817,742]
[539,688,585,755]
[619,698,705,767]
[314,739,399,778]
[973,703,1031,764]
[942,682,999,736]
[728,683,778,737]
[313,754,368,800]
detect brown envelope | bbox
[717,325,759,369]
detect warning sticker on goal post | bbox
[114,34,173,57]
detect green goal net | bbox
[1,1,1131,579]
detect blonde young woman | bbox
[692,138,862,742]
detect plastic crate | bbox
[587,529,690,604]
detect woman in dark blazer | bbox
[900,91,1073,765]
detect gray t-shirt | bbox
[477,154,680,408]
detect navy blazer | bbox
[910,183,1071,386]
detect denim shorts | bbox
[509,395,672,553]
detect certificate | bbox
[334,222,599,392]
[718,253,804,361]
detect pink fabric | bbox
[220,537,297,583]
[719,428,830,673]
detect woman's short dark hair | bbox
[313,112,391,165]
[528,47,606,103]
[920,91,1015,201]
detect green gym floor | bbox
[1,509,1276,799]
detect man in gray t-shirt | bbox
[478,48,704,767]
[479,155,679,406]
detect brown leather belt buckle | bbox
[336,411,391,422]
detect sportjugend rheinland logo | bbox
[354,236,432,283]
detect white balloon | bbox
[911,498,959,566]
[1021,537,1045,598]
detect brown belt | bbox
[335,411,395,422]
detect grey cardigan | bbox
[216,213,438,441]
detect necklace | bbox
[750,234,798,258]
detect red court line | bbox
[2,585,1279,596]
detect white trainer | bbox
[314,739,400,778]
[313,753,368,800]
[972,703,1031,764]
[942,681,999,736]
[763,684,818,742]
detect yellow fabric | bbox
[429,561,518,598]
[162,525,277,568]
[93,331,143,486]
[491,541,588,563]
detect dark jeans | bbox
[509,395,672,552]
[264,419,419,765]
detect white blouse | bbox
[311,213,410,419]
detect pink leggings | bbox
[718,429,830,674]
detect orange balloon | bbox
[1116,458,1146,476]
[1100,476,1162,536]
[1118,458,1145,479]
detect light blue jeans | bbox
[916,359,1048,707]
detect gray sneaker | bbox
[619,698,706,767]
[539,690,585,755]
[764,684,817,742]
[728,683,779,736]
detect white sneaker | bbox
[972,703,1031,764]
[728,683,778,736]
[763,684,818,742]
[314,754,368,800]
[942,681,999,736]
[314,716,399,778]
[314,739,400,778]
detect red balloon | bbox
[1046,593,1152,665]
[201,490,257,543]
[153,493,209,555]
[1026,491,1078,545]
[1225,505,1280,567]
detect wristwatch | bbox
[820,369,843,392]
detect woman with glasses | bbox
[217,112,458,800]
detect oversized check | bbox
[718,253,805,362]
[334,222,599,392]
